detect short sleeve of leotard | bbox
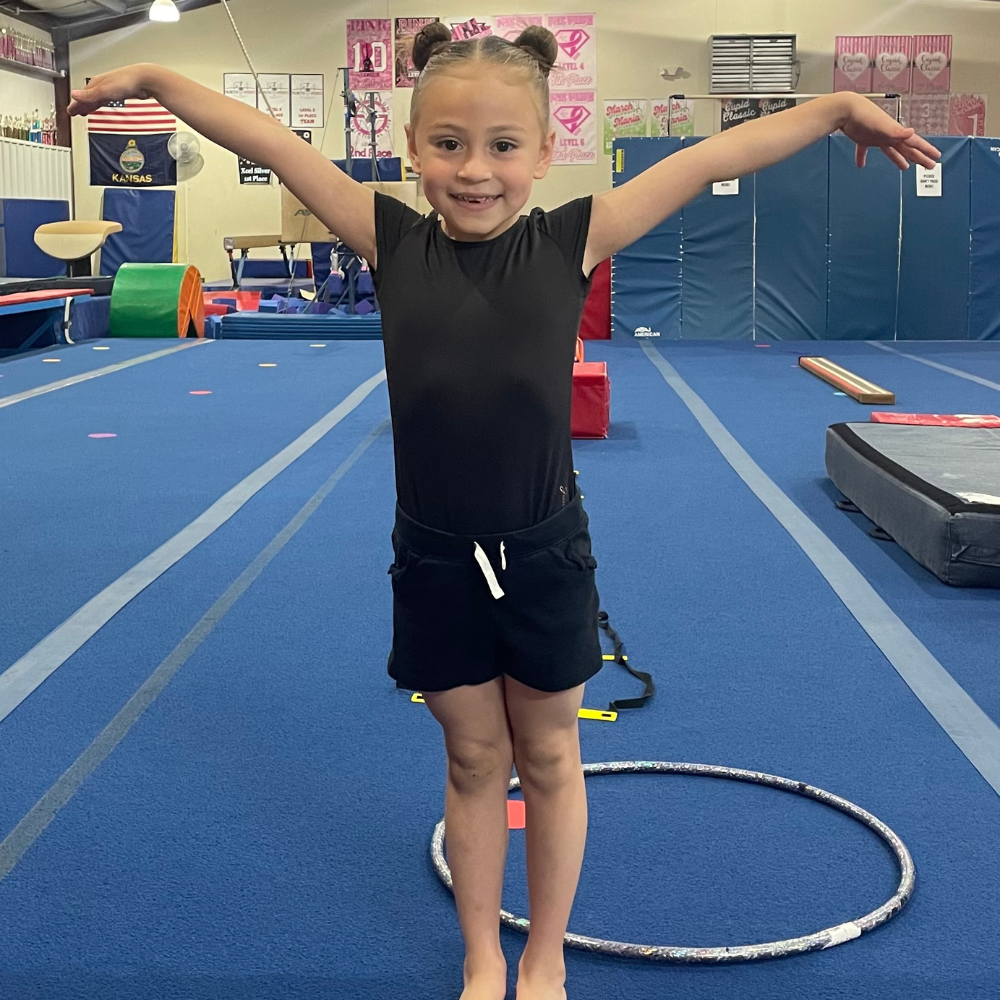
[532,196,594,286]
[374,192,424,280]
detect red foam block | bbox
[0,289,93,307]
[507,800,526,830]
[572,361,610,439]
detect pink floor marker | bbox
[507,799,526,830]
[189,390,213,395]
[755,344,771,348]
[88,433,117,439]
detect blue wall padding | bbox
[100,189,175,276]
[754,139,829,340]
[681,137,754,340]
[611,138,682,338]
[333,157,402,181]
[239,260,311,278]
[0,198,70,278]
[69,295,111,340]
[828,134,901,340]
[969,139,1000,341]
[897,138,971,340]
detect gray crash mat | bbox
[826,422,1000,587]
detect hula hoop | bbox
[430,761,915,963]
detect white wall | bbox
[0,12,57,125]
[70,0,1000,282]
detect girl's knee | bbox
[513,735,581,791]
[446,738,514,791]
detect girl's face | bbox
[406,64,556,241]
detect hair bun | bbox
[412,21,453,71]
[514,25,558,77]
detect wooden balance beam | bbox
[799,357,896,404]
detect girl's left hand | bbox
[841,95,941,170]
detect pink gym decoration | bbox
[911,34,952,94]
[834,36,874,93]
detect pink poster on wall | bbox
[834,36,874,93]
[872,35,912,94]
[448,15,494,40]
[347,19,393,92]
[546,13,596,89]
[904,94,950,135]
[551,90,596,164]
[494,13,544,42]
[912,35,952,94]
[949,94,987,136]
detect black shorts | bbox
[387,494,603,694]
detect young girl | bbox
[70,22,938,1000]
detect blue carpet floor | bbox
[1,337,998,999]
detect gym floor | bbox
[1,336,998,1000]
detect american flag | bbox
[87,97,177,134]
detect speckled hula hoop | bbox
[430,761,915,963]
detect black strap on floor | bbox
[597,611,654,712]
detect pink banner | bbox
[949,94,987,136]
[904,94,950,135]
[872,35,912,94]
[494,13,544,42]
[834,36,874,93]
[448,15,494,41]
[546,13,596,89]
[551,90,596,164]
[394,18,439,88]
[347,19,393,91]
[912,34,951,94]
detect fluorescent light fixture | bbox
[148,0,180,22]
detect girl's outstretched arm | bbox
[69,64,377,264]
[583,92,941,275]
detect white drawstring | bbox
[473,542,505,599]
[500,540,506,570]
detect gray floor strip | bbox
[0,420,389,883]
[870,341,1000,392]
[642,341,1000,796]
[0,340,211,411]
[0,369,387,725]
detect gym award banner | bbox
[548,13,597,164]
[872,36,912,94]
[834,36,874,93]
[291,75,324,128]
[347,19,393,92]
[494,13,543,40]
[949,94,987,136]
[912,34,951,94]
[350,92,394,159]
[653,98,694,137]
[720,97,795,131]
[551,91,596,164]
[448,15,494,40]
[395,17,440,87]
[603,100,648,153]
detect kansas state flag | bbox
[88,98,177,186]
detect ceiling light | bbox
[149,0,180,22]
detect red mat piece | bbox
[204,290,261,312]
[572,361,610,439]
[507,800,526,830]
[0,289,93,307]
[871,412,1000,427]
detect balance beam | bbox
[799,357,895,404]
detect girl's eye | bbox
[495,141,516,153]
[438,139,460,151]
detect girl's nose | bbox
[457,150,492,181]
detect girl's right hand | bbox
[68,64,154,116]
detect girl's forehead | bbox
[416,65,542,129]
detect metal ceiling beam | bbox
[88,0,129,13]
[53,0,220,43]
